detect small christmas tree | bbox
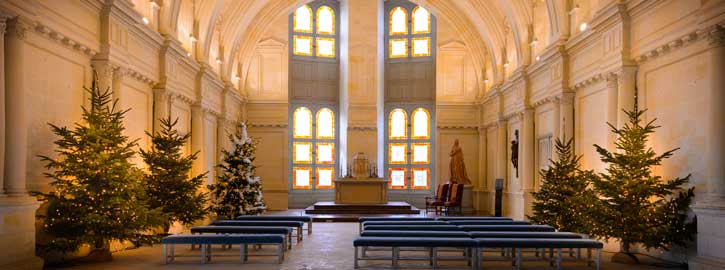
[591,99,695,258]
[140,117,208,233]
[35,71,162,255]
[208,122,266,219]
[528,138,599,234]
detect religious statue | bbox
[449,139,471,185]
[511,130,519,178]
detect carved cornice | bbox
[248,123,288,128]
[570,70,618,91]
[437,125,479,130]
[347,126,377,131]
[25,18,98,57]
[633,28,710,64]
[124,67,157,86]
[171,90,195,105]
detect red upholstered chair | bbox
[425,183,449,215]
[443,183,464,216]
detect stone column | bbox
[90,60,114,94]
[111,67,124,103]
[153,89,170,133]
[496,120,508,188]
[690,25,725,270]
[190,104,205,180]
[477,126,487,190]
[606,74,618,149]
[3,18,29,196]
[558,92,574,143]
[521,108,535,217]
[0,17,7,195]
[616,66,637,128]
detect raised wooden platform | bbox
[304,201,421,221]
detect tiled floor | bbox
[47,211,674,270]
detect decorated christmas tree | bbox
[591,98,695,259]
[35,71,162,256]
[140,117,207,233]
[208,122,266,219]
[528,138,599,233]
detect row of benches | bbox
[353,216,603,270]
[161,215,313,264]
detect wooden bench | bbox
[435,216,513,221]
[211,220,305,241]
[474,238,603,270]
[161,234,285,264]
[459,225,555,232]
[447,220,531,225]
[362,225,461,231]
[190,226,293,249]
[353,236,477,268]
[234,215,313,235]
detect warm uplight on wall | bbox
[149,1,159,9]
[536,56,541,61]
[216,58,222,64]
[189,34,197,42]
[484,79,489,84]
[234,75,241,81]
[503,61,509,68]
[579,23,588,32]
[187,52,192,57]
[530,38,538,47]
[142,17,149,25]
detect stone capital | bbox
[707,25,725,48]
[7,18,31,41]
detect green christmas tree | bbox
[140,117,208,233]
[591,100,695,255]
[528,138,599,234]
[208,122,266,219]
[35,71,162,255]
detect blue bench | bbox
[190,226,293,249]
[474,238,603,270]
[459,225,555,232]
[362,225,461,231]
[161,234,285,264]
[360,221,448,232]
[211,220,305,241]
[447,220,531,226]
[234,215,313,235]
[353,237,477,268]
[468,231,582,239]
[435,216,513,221]
[361,230,471,238]
[358,217,434,222]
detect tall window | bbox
[292,3,337,58]
[292,106,336,189]
[387,4,432,58]
[386,107,432,189]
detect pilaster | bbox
[0,16,7,196]
[520,108,535,218]
[616,66,637,128]
[3,17,29,196]
[605,73,618,149]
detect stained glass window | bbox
[389,168,407,189]
[316,168,334,188]
[390,7,408,35]
[412,37,430,57]
[316,143,335,164]
[412,143,429,164]
[316,6,335,34]
[389,109,407,139]
[293,142,313,164]
[293,36,313,56]
[389,38,408,58]
[411,168,429,189]
[389,143,407,164]
[294,5,313,33]
[293,107,312,138]
[316,108,335,139]
[412,108,430,139]
[294,167,312,188]
[412,6,430,34]
[316,37,335,58]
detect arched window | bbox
[386,4,433,58]
[386,106,433,189]
[293,107,312,138]
[291,3,338,58]
[411,108,430,139]
[316,108,335,139]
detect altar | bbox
[334,178,388,204]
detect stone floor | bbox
[48,221,675,270]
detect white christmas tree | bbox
[208,122,266,218]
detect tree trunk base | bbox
[79,248,113,263]
[611,252,639,264]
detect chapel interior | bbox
[0,0,723,269]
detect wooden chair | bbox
[424,183,449,215]
[443,183,464,216]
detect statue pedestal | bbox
[334,178,388,204]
